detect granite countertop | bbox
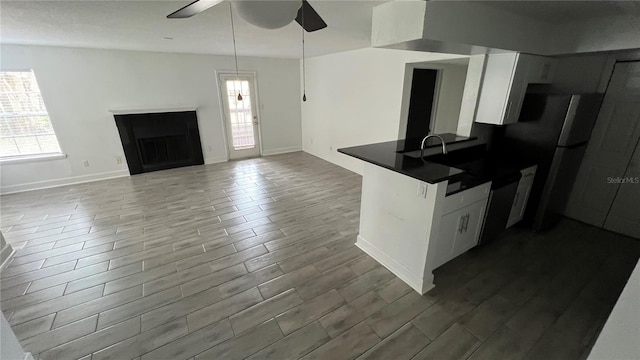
[337,134,476,184]
[338,134,537,195]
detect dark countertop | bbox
[337,134,476,184]
[338,135,537,195]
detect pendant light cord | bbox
[301,1,307,102]
[230,3,240,79]
[229,3,242,101]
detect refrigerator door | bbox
[501,94,572,226]
[533,144,588,231]
[557,94,604,147]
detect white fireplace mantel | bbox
[108,106,198,115]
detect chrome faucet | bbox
[420,134,448,159]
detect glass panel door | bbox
[219,73,261,159]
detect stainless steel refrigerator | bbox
[501,93,604,231]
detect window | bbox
[0,70,62,159]
[225,79,255,150]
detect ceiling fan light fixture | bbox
[233,1,300,30]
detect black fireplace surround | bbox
[114,111,204,175]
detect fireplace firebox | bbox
[113,110,204,175]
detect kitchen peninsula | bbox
[339,134,536,294]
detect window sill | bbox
[0,153,67,165]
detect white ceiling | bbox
[0,0,387,59]
[4,1,639,59]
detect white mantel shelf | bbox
[108,107,198,115]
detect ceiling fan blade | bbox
[295,0,327,32]
[167,0,224,19]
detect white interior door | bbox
[219,73,261,159]
[565,62,640,227]
[604,140,640,238]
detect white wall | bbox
[0,45,301,194]
[431,64,467,134]
[396,60,468,138]
[301,48,466,174]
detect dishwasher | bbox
[479,172,522,244]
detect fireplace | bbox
[113,110,204,175]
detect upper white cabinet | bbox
[475,53,557,126]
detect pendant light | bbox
[229,3,243,101]
[301,1,307,102]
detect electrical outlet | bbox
[83,160,90,167]
[417,183,427,198]
[116,156,123,164]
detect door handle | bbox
[458,217,464,234]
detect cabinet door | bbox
[452,199,487,258]
[506,167,536,228]
[502,57,530,125]
[507,180,533,228]
[474,53,518,125]
[433,209,463,269]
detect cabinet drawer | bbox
[442,181,491,215]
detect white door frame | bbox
[216,70,263,160]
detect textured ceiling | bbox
[0,0,387,59]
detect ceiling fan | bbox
[167,0,328,32]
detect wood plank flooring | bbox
[1,152,639,360]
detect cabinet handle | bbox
[458,217,464,234]
[463,214,470,232]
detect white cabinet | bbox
[433,183,490,269]
[475,53,557,126]
[507,165,537,228]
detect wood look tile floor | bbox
[1,152,639,360]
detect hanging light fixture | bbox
[301,0,307,102]
[229,3,242,101]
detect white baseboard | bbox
[262,146,302,156]
[204,156,228,165]
[0,170,130,195]
[356,234,434,295]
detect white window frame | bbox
[0,69,65,163]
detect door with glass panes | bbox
[219,73,261,159]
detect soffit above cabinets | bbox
[372,1,640,56]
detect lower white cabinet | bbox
[507,165,537,228]
[433,197,488,269]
